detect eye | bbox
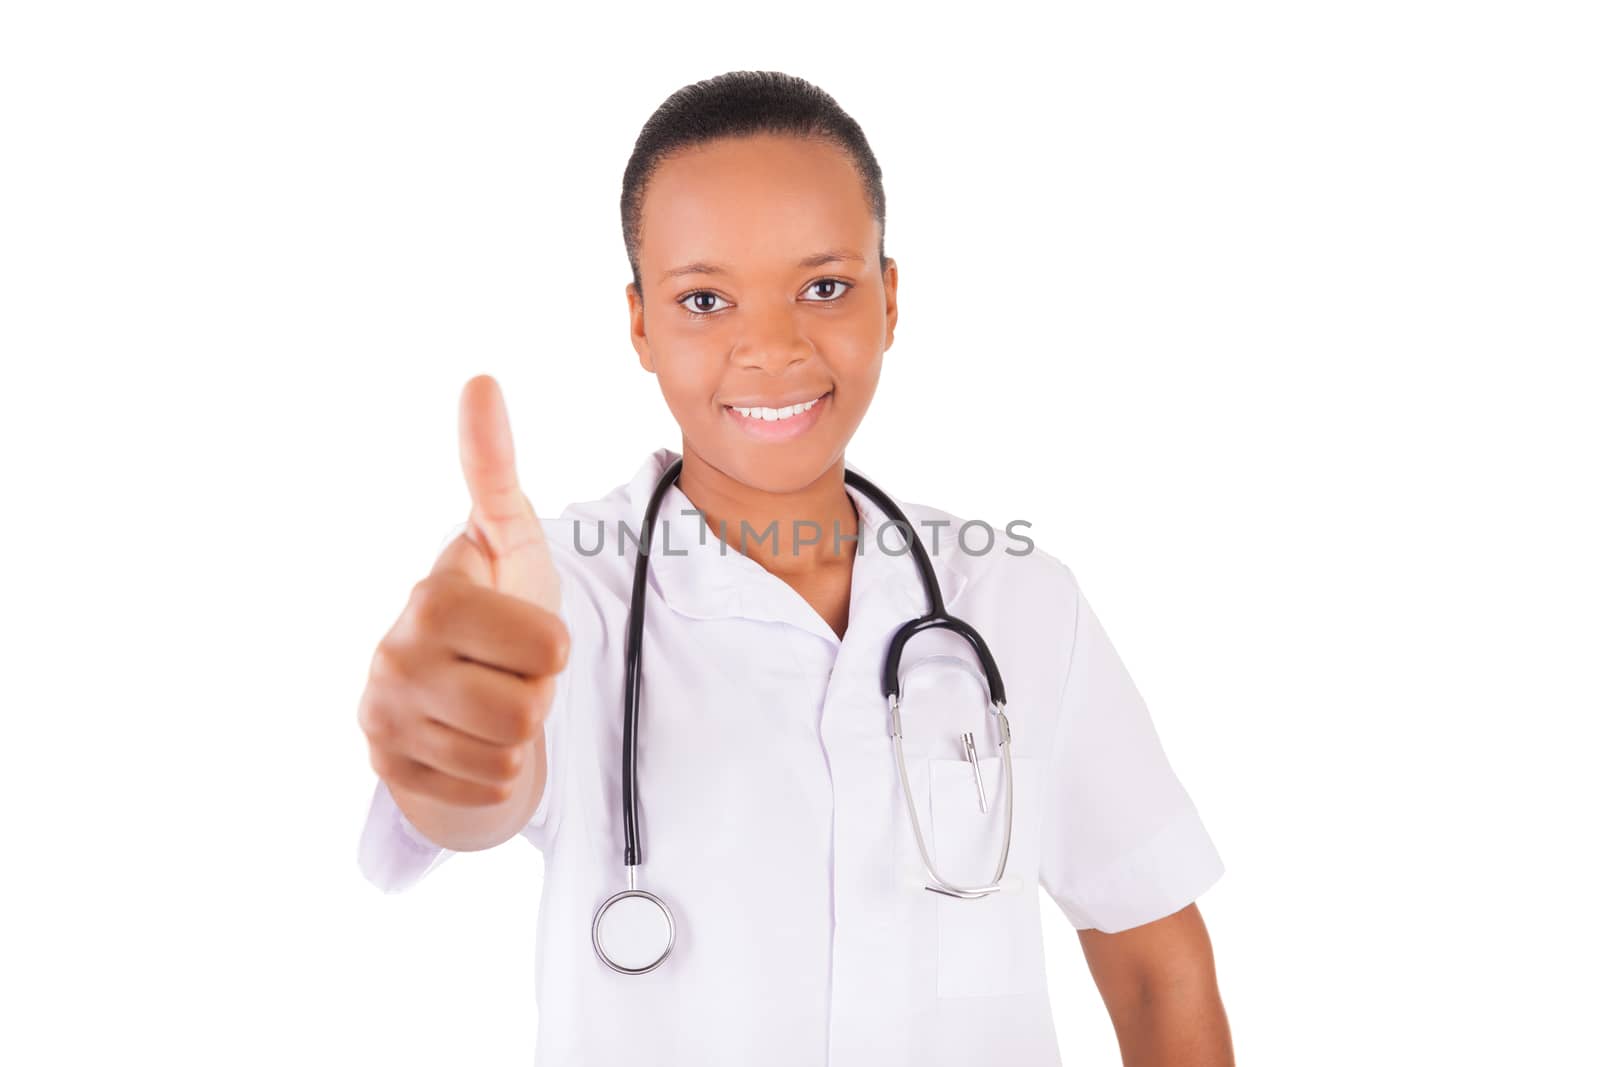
[803,278,853,303]
[678,291,730,316]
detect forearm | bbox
[1107,978,1233,1067]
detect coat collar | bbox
[608,448,971,645]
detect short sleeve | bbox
[357,778,455,893]
[1037,579,1224,933]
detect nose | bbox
[731,305,813,375]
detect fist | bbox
[358,375,571,810]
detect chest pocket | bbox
[893,653,1049,999]
[928,753,1048,998]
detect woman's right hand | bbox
[357,375,571,851]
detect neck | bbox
[675,442,860,578]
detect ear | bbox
[627,281,655,373]
[881,257,899,352]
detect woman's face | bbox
[627,133,897,494]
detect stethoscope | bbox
[591,457,1016,976]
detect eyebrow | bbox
[659,249,864,283]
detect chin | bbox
[699,437,843,495]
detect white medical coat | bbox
[358,447,1225,1066]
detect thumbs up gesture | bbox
[358,376,572,850]
[434,375,564,611]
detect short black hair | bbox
[621,70,887,302]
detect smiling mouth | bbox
[722,391,831,422]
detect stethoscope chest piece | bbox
[592,886,676,975]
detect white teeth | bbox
[730,395,823,421]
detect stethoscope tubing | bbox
[620,457,682,869]
[619,458,1009,873]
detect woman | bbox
[357,70,1232,1066]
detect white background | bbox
[3,2,1596,1063]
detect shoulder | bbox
[535,478,639,638]
[889,495,1087,729]
[537,448,679,604]
[895,496,1082,634]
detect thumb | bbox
[456,374,561,613]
